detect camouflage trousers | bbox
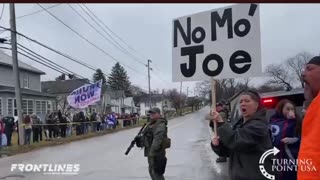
[148,156,165,180]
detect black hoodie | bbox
[211,108,274,180]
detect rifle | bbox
[125,123,147,155]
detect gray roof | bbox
[41,79,90,94]
[0,85,55,98]
[227,88,304,103]
[140,94,164,102]
[260,88,304,98]
[107,90,126,99]
[0,50,45,75]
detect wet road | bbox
[0,107,229,180]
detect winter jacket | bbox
[269,112,300,180]
[3,117,15,134]
[143,118,168,157]
[211,109,273,180]
[270,112,300,158]
[0,119,4,134]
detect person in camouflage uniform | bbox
[143,107,169,180]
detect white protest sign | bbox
[172,4,262,82]
[67,80,102,109]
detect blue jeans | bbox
[0,133,2,149]
[25,129,32,145]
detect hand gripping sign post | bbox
[172,4,262,136]
[67,80,103,109]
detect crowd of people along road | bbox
[0,110,140,147]
[208,56,320,180]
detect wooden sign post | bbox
[211,78,217,137]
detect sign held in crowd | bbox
[172,3,262,82]
[67,80,102,109]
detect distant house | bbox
[41,79,90,114]
[123,97,138,114]
[0,50,55,121]
[139,94,175,116]
[100,89,138,114]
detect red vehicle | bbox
[229,88,304,122]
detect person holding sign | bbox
[210,90,273,180]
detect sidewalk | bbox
[0,109,198,158]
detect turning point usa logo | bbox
[259,147,317,180]
[11,164,80,175]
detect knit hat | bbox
[307,56,320,66]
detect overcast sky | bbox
[0,3,319,96]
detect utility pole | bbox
[10,3,24,145]
[186,87,189,97]
[179,82,182,115]
[147,60,152,110]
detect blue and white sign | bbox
[67,80,102,109]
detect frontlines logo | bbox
[11,164,80,175]
[259,147,317,180]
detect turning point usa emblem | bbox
[259,147,317,180]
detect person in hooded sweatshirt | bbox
[210,90,273,180]
[270,99,302,180]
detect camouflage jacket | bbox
[143,118,168,157]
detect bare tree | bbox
[56,95,74,114]
[166,89,186,113]
[286,52,312,88]
[256,83,284,93]
[234,78,251,93]
[265,64,294,91]
[196,80,211,97]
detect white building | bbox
[139,94,175,116]
[102,90,137,114]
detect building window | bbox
[146,102,156,107]
[47,101,51,113]
[21,99,34,115]
[52,101,56,111]
[36,100,47,115]
[23,73,29,89]
[7,99,17,116]
[27,100,33,114]
[36,101,41,114]
[41,101,46,114]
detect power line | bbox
[0,46,70,75]
[1,42,87,80]
[16,43,85,78]
[16,4,61,19]
[0,4,5,21]
[81,3,148,61]
[78,4,146,66]
[80,4,169,76]
[68,4,144,67]
[151,70,170,86]
[0,25,110,79]
[67,4,120,51]
[37,3,146,78]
